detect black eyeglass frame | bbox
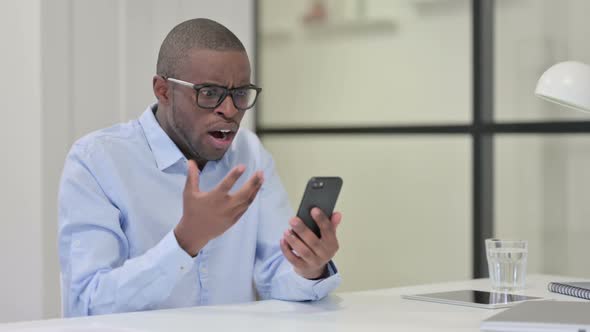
[164,76,262,111]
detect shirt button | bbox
[180,266,185,271]
[201,267,207,274]
[73,240,81,247]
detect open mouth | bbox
[207,129,236,149]
[209,129,233,140]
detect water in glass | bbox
[487,247,527,292]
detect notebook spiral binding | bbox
[548,282,590,300]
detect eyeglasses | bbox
[165,77,262,111]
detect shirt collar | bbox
[139,103,185,171]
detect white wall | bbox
[1,0,255,323]
[0,0,43,322]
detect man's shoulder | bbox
[227,127,270,164]
[232,127,267,155]
[70,119,143,159]
[234,127,261,147]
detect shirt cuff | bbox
[150,230,197,279]
[293,261,342,300]
[326,260,338,276]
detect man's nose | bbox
[214,95,239,119]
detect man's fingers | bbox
[312,208,336,239]
[283,230,321,266]
[233,171,264,204]
[226,171,264,221]
[289,217,324,256]
[280,238,307,270]
[185,159,200,192]
[331,211,343,229]
[215,165,246,193]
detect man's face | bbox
[166,49,251,163]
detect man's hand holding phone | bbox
[174,159,264,257]
[280,208,342,280]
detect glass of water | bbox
[485,239,528,292]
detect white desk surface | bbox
[1,274,587,332]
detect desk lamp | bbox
[535,61,590,112]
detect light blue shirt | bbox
[58,105,341,317]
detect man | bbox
[58,18,342,317]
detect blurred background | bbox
[2,0,590,324]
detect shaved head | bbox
[156,18,246,78]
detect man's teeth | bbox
[211,130,231,140]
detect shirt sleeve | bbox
[58,144,195,317]
[253,147,342,301]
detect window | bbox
[256,0,590,291]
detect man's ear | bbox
[153,75,170,105]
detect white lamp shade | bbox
[535,61,590,112]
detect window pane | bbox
[495,135,590,277]
[495,0,590,122]
[262,135,472,291]
[259,0,472,127]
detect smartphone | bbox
[296,177,343,238]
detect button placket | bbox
[197,249,209,305]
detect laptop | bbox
[480,300,590,332]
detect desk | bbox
[1,274,587,332]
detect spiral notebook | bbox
[548,281,590,300]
